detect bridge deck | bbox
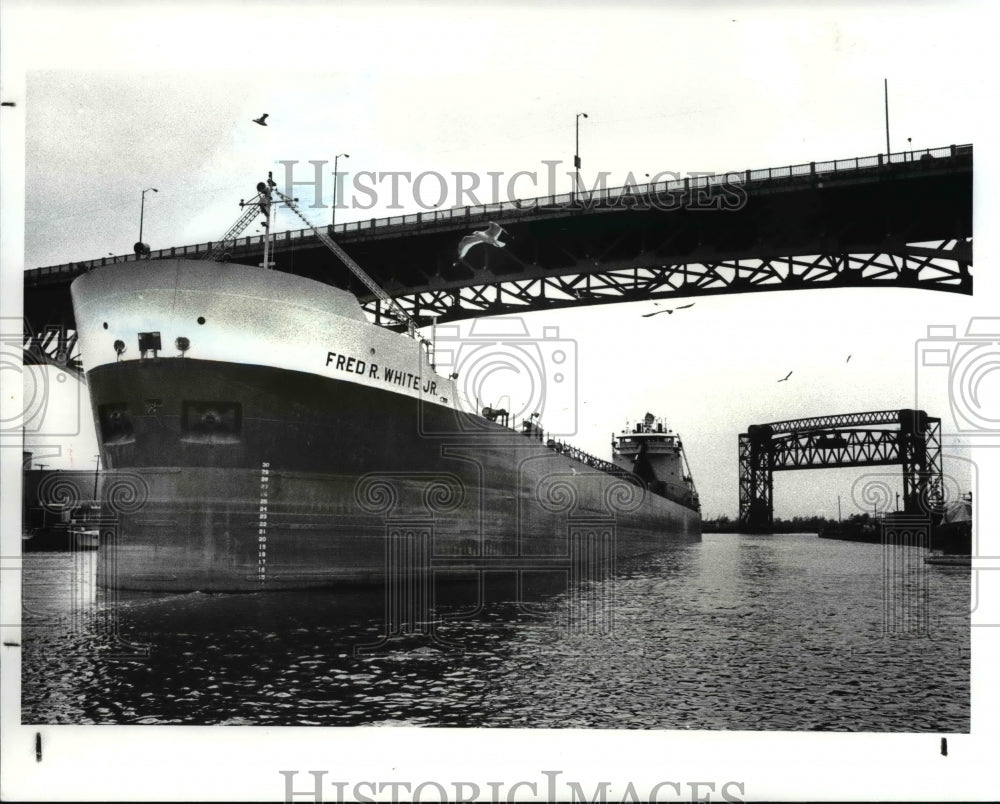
[24,144,972,330]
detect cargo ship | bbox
[71,257,700,591]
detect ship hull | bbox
[73,260,700,592]
[95,466,700,592]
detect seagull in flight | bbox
[642,302,695,318]
[456,222,507,260]
[777,371,793,382]
[252,113,269,126]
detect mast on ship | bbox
[205,172,419,336]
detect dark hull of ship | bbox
[88,358,701,591]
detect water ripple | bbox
[20,535,969,730]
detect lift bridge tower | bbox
[738,409,943,533]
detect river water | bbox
[19,533,969,731]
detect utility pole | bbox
[332,153,349,227]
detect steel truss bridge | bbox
[738,409,944,533]
[22,326,82,375]
[24,144,972,373]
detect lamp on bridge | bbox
[137,187,158,257]
[574,112,588,202]
[332,153,349,228]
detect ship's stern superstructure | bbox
[612,414,700,512]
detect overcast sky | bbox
[8,2,991,519]
[2,1,999,799]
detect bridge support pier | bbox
[899,409,943,516]
[739,425,774,533]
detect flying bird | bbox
[456,222,507,260]
[777,371,793,382]
[252,113,269,126]
[642,303,695,318]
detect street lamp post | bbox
[574,112,588,202]
[332,153,349,228]
[883,78,890,157]
[139,187,158,246]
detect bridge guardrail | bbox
[26,144,971,280]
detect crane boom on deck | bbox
[204,173,416,334]
[272,187,416,335]
[203,192,266,262]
